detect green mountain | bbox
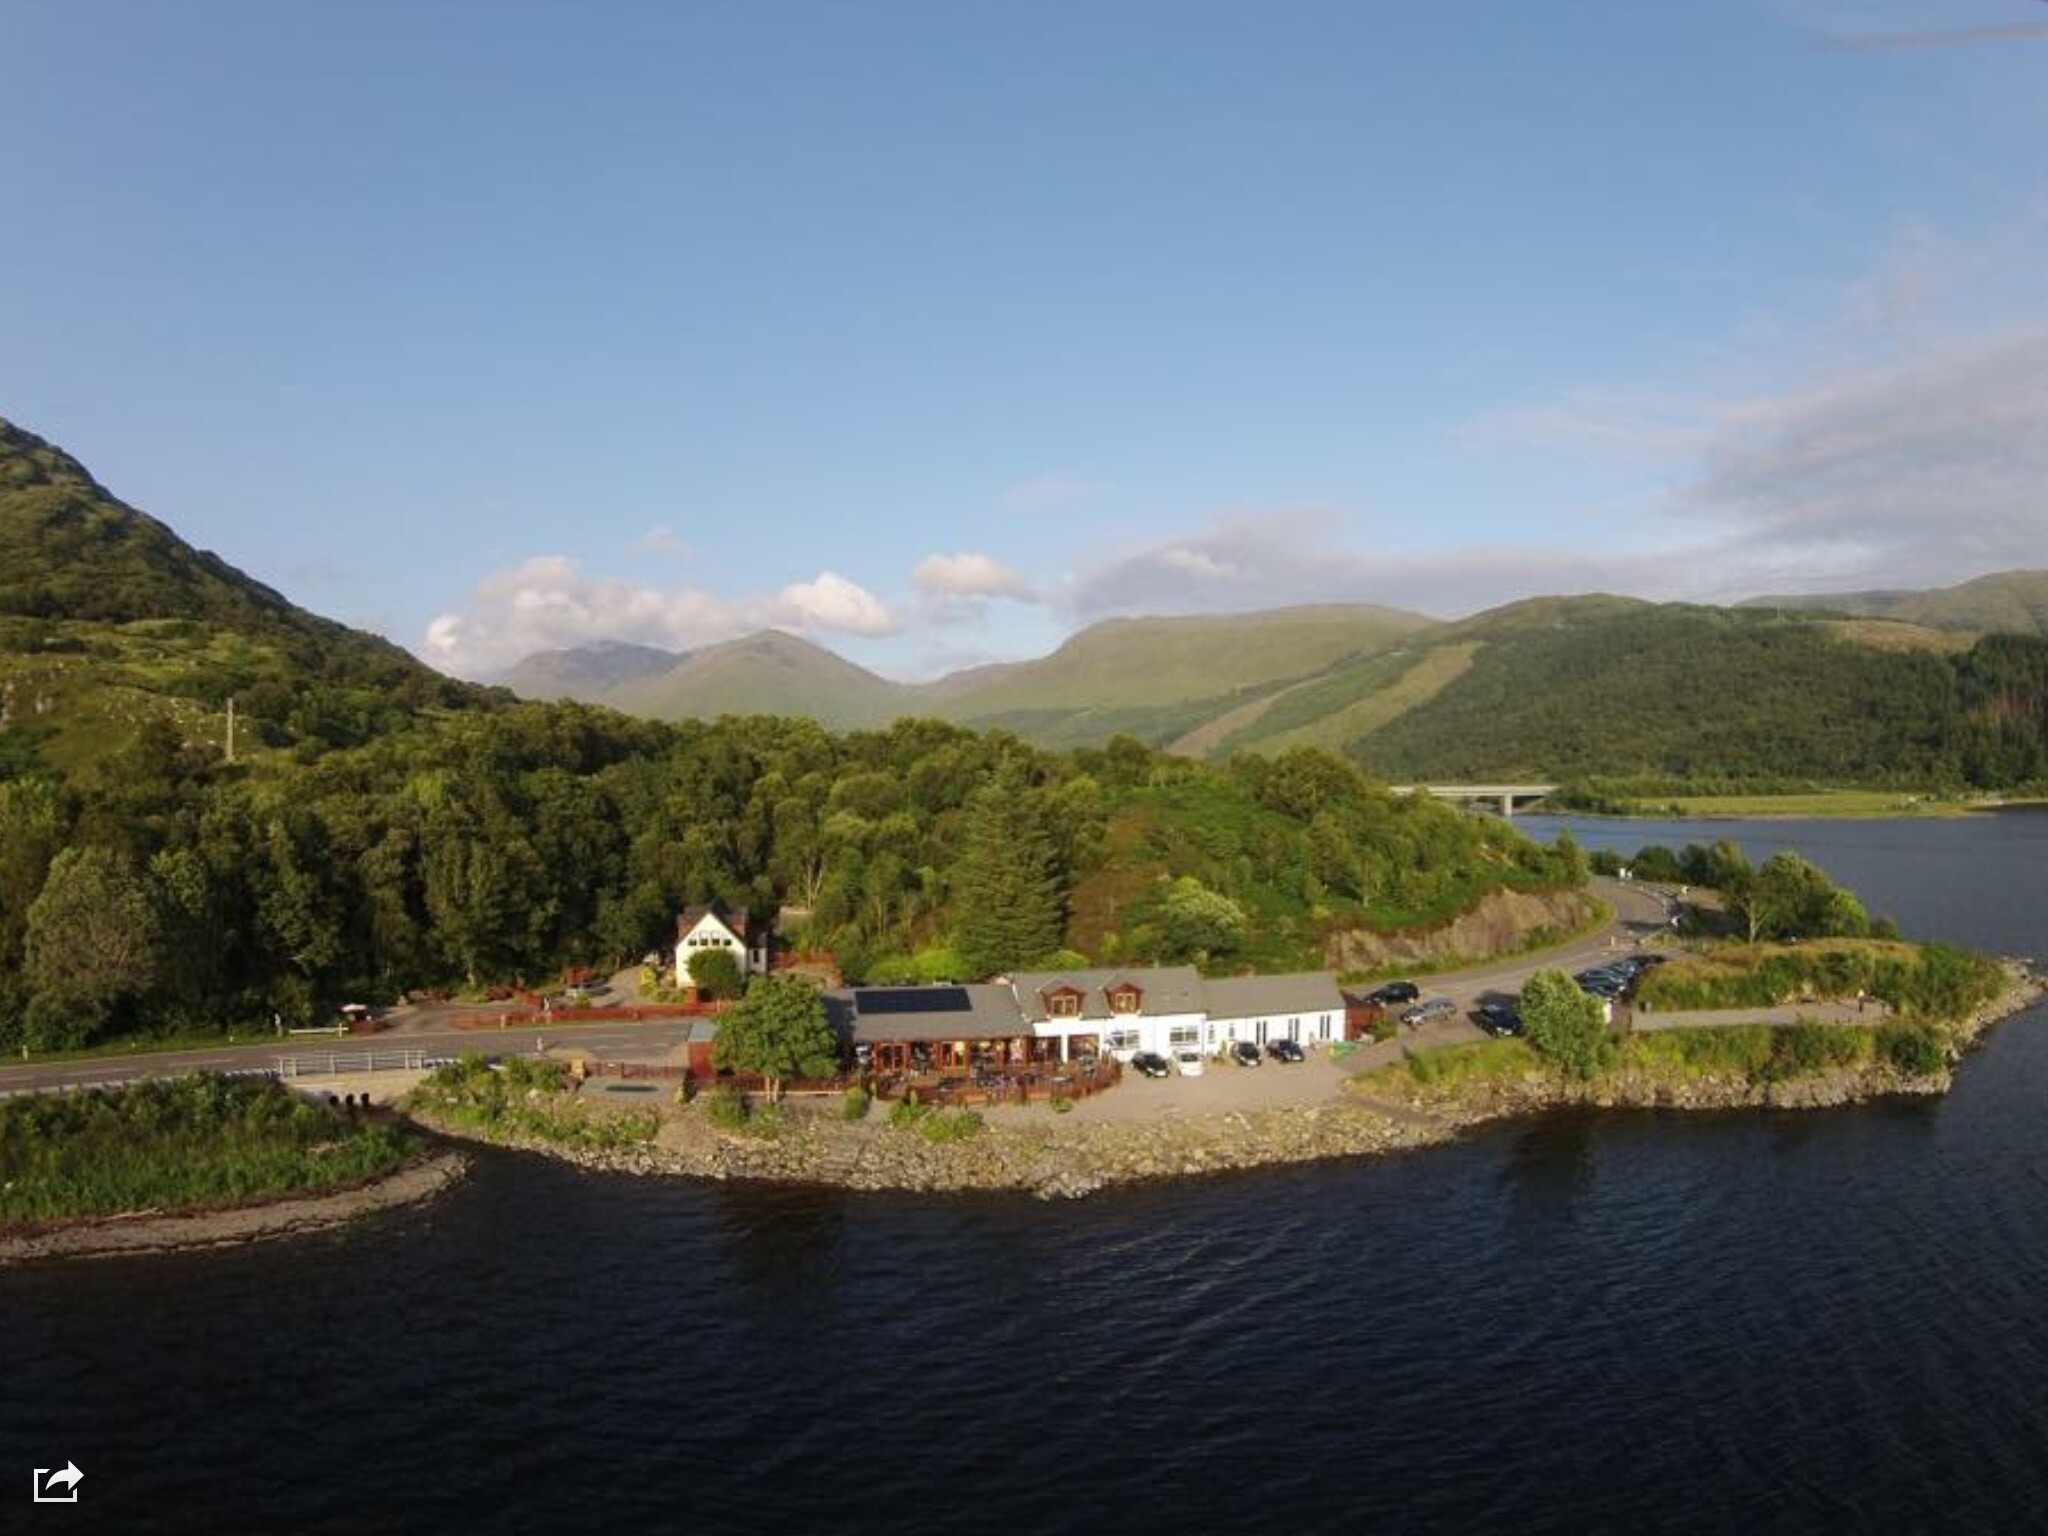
[600,630,916,729]
[521,603,1440,745]
[1741,570,2048,638]
[511,582,2048,787]
[1339,603,2048,787]
[935,604,1438,749]
[0,415,476,775]
[500,640,684,700]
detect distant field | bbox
[1632,790,1995,818]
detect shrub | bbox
[1370,1014,1399,1043]
[917,1108,984,1143]
[0,1074,418,1223]
[1767,1022,1866,1080]
[887,1094,929,1129]
[1879,1024,1948,1077]
[704,1085,750,1130]
[1051,1097,1075,1114]
[841,1085,872,1121]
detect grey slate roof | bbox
[1201,972,1347,1022]
[823,984,1028,1043]
[1005,966,1209,1023]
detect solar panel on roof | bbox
[852,987,973,1016]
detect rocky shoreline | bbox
[413,1099,1459,1200]
[0,1149,470,1266]
[16,972,2037,1236]
[420,965,2044,1202]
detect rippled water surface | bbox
[5,814,2046,1535]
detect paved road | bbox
[0,879,1678,1098]
[0,1019,696,1098]
[1378,875,1681,1053]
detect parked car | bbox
[1265,1038,1306,1063]
[1174,1049,1206,1077]
[1473,1001,1523,1037]
[1575,967,1629,998]
[1229,1040,1263,1068]
[1131,1051,1172,1079]
[1364,980,1421,1006]
[1401,997,1456,1027]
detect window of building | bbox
[1169,1023,1200,1047]
[1108,986,1141,1015]
[1048,993,1081,1019]
[1106,1029,1140,1053]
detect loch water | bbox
[4,814,2046,1536]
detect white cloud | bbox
[1063,509,1385,619]
[777,571,898,635]
[421,556,899,679]
[912,551,1036,600]
[1676,327,2048,588]
[1052,506,1731,624]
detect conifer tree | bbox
[952,776,1064,978]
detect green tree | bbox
[1520,968,1609,1081]
[1738,852,1868,942]
[1161,876,1247,962]
[1550,830,1588,886]
[23,844,163,1048]
[687,946,743,1000]
[712,974,840,1101]
[951,776,1064,977]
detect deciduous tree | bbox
[712,974,839,1101]
[687,946,742,1001]
[1520,968,1609,1081]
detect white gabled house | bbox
[674,905,768,990]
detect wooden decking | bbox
[872,1059,1122,1107]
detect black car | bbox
[1364,980,1421,1006]
[1229,1040,1263,1068]
[1265,1038,1306,1063]
[1131,1051,1172,1079]
[1474,1001,1523,1037]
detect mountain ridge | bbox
[0,414,479,771]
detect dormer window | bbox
[1108,985,1142,1015]
[1049,993,1081,1019]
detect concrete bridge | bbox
[1389,783,1558,817]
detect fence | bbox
[455,1003,728,1030]
[274,1050,447,1079]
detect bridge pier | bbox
[1389,784,1557,818]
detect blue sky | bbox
[4,0,2045,680]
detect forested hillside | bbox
[0,699,1575,1053]
[1741,569,2048,638]
[0,417,480,774]
[0,407,1580,1055]
[1346,606,2048,788]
